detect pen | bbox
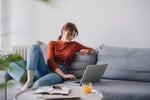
[34,92,50,95]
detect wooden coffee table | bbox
[14,83,104,100]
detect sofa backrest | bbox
[96,44,150,82]
[35,41,47,63]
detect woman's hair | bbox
[58,22,78,40]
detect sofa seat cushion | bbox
[97,45,150,82]
[93,79,150,100]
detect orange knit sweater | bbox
[47,40,93,71]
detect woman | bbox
[22,22,93,90]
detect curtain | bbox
[0,0,2,50]
[0,0,11,51]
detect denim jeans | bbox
[26,44,68,88]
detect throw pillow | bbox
[69,50,97,78]
[7,60,26,82]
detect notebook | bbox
[65,64,108,85]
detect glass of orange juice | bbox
[82,82,92,94]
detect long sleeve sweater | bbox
[47,40,93,71]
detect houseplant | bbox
[0,52,23,70]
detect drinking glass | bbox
[82,82,92,94]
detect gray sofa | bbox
[93,45,150,100]
[69,44,150,100]
[4,42,150,100]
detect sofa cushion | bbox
[69,50,97,78]
[97,44,150,82]
[6,60,26,82]
[93,79,150,100]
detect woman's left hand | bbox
[79,49,90,55]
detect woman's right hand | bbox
[55,68,76,80]
[63,74,77,80]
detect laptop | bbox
[65,64,108,85]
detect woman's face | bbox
[62,30,77,42]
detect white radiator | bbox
[11,46,30,60]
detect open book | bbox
[34,85,71,95]
[34,85,81,100]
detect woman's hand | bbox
[62,74,77,80]
[79,49,90,55]
[55,68,76,80]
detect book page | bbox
[34,85,71,95]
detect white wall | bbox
[9,0,36,46]
[8,0,150,48]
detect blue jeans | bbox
[26,44,68,88]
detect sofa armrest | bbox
[0,70,6,100]
[5,72,13,82]
[0,70,7,83]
